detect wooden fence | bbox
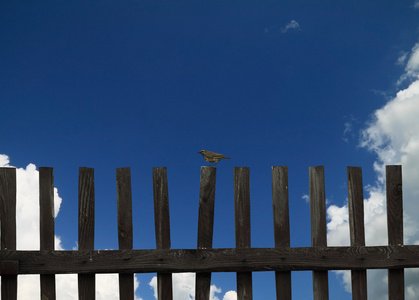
[0,165,410,299]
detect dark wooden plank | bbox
[116,167,134,300]
[234,167,253,300]
[196,166,216,300]
[152,167,173,300]
[197,166,216,249]
[78,167,95,300]
[5,245,419,274]
[0,167,17,300]
[0,168,17,250]
[386,165,404,300]
[347,167,367,300]
[272,166,291,300]
[347,167,366,246]
[196,272,212,300]
[39,167,56,300]
[309,166,329,300]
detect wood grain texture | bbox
[234,167,253,299]
[117,168,133,250]
[196,166,216,300]
[153,167,171,250]
[152,167,173,299]
[196,272,212,300]
[272,166,291,300]
[39,167,56,300]
[116,168,134,300]
[347,167,367,300]
[0,168,17,300]
[234,167,251,249]
[78,167,95,300]
[197,166,216,249]
[3,246,419,274]
[0,168,17,250]
[309,166,329,300]
[386,165,404,300]
[237,272,253,300]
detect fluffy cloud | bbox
[398,43,419,85]
[149,273,235,300]
[327,40,419,298]
[223,291,238,300]
[0,154,9,167]
[0,155,142,300]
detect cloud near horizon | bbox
[327,40,419,299]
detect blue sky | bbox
[2,0,419,299]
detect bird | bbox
[198,150,231,166]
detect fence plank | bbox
[347,167,367,300]
[117,167,134,299]
[0,167,17,300]
[78,167,95,300]
[196,166,216,300]
[386,165,404,300]
[40,167,56,300]
[5,245,419,274]
[309,166,329,300]
[234,167,253,300]
[153,167,173,299]
[272,166,292,300]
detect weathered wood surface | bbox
[40,167,56,300]
[309,166,329,300]
[2,246,419,274]
[153,167,173,300]
[196,166,216,300]
[78,167,95,300]
[234,167,253,300]
[116,167,134,300]
[386,165,404,300]
[0,167,17,300]
[347,167,367,300]
[272,166,291,300]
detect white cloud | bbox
[327,204,349,246]
[0,154,143,300]
[95,274,142,300]
[0,154,10,167]
[414,0,419,9]
[149,273,234,300]
[397,43,419,85]
[223,290,237,300]
[281,20,300,33]
[327,40,419,299]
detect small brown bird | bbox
[198,149,231,166]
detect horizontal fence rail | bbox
[0,245,417,274]
[0,165,407,300]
